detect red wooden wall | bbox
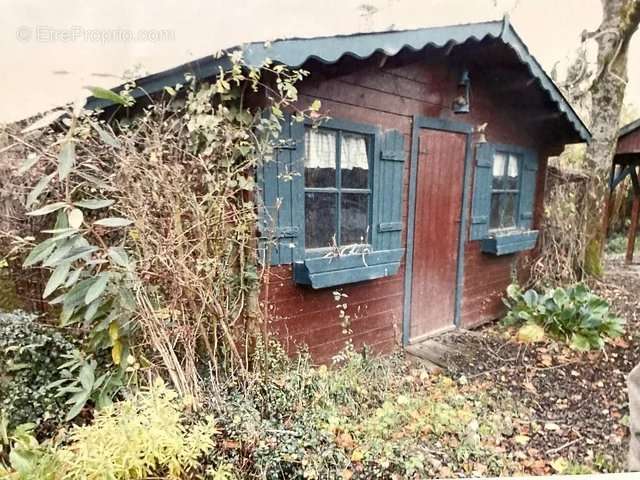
[262,46,568,362]
[617,128,640,154]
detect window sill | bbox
[481,230,539,256]
[293,249,404,289]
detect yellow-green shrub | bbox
[2,379,218,480]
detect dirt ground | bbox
[439,255,640,473]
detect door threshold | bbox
[406,325,457,345]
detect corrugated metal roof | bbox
[87,17,590,142]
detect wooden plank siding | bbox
[261,51,565,363]
[617,128,640,154]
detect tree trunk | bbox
[584,0,640,275]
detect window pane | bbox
[340,193,369,245]
[305,192,337,248]
[305,129,336,188]
[341,134,369,189]
[490,193,517,229]
[505,154,520,190]
[492,152,507,189]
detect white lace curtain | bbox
[492,152,519,180]
[305,129,368,170]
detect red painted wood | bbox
[627,195,640,264]
[617,129,640,154]
[262,47,567,363]
[409,128,466,340]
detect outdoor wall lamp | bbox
[452,68,471,114]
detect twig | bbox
[545,437,581,455]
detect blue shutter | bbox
[518,149,538,229]
[372,130,405,252]
[470,143,494,240]
[257,114,304,265]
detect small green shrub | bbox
[0,311,76,429]
[503,283,625,350]
[605,233,628,254]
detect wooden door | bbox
[409,128,466,342]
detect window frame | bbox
[488,150,523,233]
[302,118,378,258]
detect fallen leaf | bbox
[336,432,355,450]
[517,324,545,343]
[550,458,569,473]
[540,354,553,367]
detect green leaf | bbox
[48,228,80,242]
[73,198,115,209]
[42,240,75,267]
[570,333,591,351]
[20,109,65,134]
[517,310,532,321]
[94,217,133,227]
[65,390,91,421]
[43,261,71,298]
[506,283,520,300]
[64,268,83,288]
[107,247,129,267]
[78,362,95,391]
[18,153,40,174]
[26,173,55,209]
[9,447,37,475]
[55,209,69,229]
[26,201,67,216]
[22,239,56,267]
[84,299,101,323]
[63,278,96,308]
[85,274,109,305]
[58,141,76,180]
[67,208,84,229]
[517,323,545,343]
[91,122,121,148]
[86,86,130,106]
[522,289,538,308]
[59,246,98,264]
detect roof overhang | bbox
[86,17,590,143]
[619,118,640,138]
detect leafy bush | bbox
[0,311,76,429]
[503,283,625,350]
[204,343,522,479]
[1,379,222,480]
[605,233,628,254]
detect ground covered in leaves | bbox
[439,255,640,475]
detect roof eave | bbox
[85,18,591,143]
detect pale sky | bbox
[1,0,638,124]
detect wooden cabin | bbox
[608,118,640,263]
[88,18,590,362]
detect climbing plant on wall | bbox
[6,51,321,410]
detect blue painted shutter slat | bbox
[257,114,304,265]
[518,150,538,229]
[470,143,494,240]
[373,130,405,251]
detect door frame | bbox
[402,115,474,345]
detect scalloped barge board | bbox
[85,18,590,144]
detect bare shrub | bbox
[529,160,590,286]
[0,55,320,404]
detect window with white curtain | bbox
[490,151,521,230]
[304,127,371,249]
